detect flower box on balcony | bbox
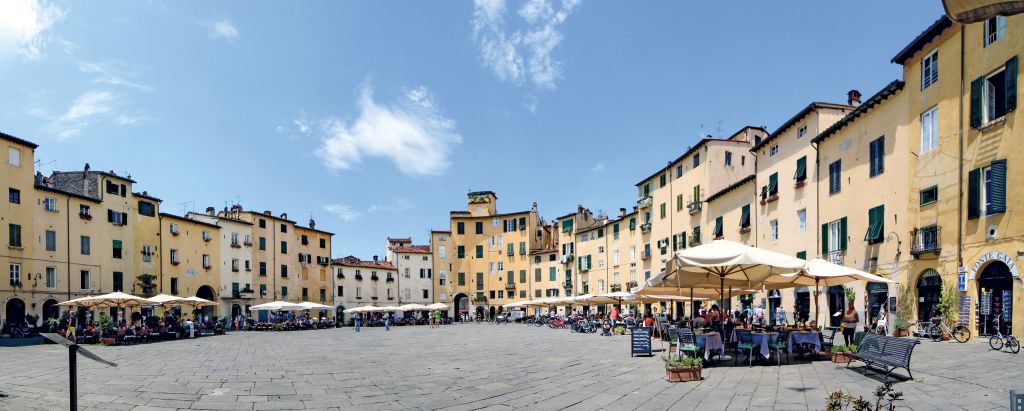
[171,261,180,266]
[79,213,92,220]
[231,243,241,249]
[794,180,806,189]
[739,227,751,234]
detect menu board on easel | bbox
[958,295,971,326]
[631,327,652,357]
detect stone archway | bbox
[977,261,1013,336]
[454,293,469,320]
[195,285,217,320]
[42,299,60,321]
[5,298,26,325]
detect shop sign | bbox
[969,251,1019,280]
[958,273,967,292]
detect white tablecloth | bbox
[703,332,724,360]
[730,329,777,359]
[788,332,822,353]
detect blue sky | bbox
[0,0,944,259]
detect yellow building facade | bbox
[159,213,221,318]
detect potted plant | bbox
[893,284,915,337]
[664,355,702,382]
[933,286,958,340]
[831,344,857,363]
[97,313,117,345]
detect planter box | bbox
[894,329,909,337]
[100,337,116,346]
[831,353,852,363]
[665,366,701,382]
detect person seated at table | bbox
[643,313,655,328]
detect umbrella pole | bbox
[814,278,821,327]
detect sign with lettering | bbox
[969,251,1019,280]
[958,295,971,326]
[958,273,967,292]
[981,292,992,316]
[631,327,652,357]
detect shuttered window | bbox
[794,156,807,182]
[768,173,778,196]
[970,160,1007,217]
[828,160,842,194]
[869,136,885,176]
[865,205,884,244]
[713,216,723,238]
[507,243,514,256]
[740,204,750,228]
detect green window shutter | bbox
[519,242,526,255]
[680,230,687,249]
[519,217,526,230]
[768,173,778,195]
[629,218,636,230]
[821,223,829,254]
[740,204,750,227]
[476,245,483,258]
[839,217,848,251]
[1006,56,1017,112]
[760,185,768,199]
[990,160,1007,214]
[714,216,723,237]
[613,224,619,234]
[587,255,592,270]
[968,168,981,219]
[577,256,582,271]
[549,267,556,281]
[796,251,806,260]
[865,205,884,244]
[794,156,806,181]
[671,235,677,250]
[970,76,984,128]
[458,246,465,258]
[507,243,514,256]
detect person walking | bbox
[775,305,788,327]
[433,309,441,328]
[842,301,859,345]
[753,304,765,327]
[353,312,362,332]
[384,312,391,331]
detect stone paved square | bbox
[0,324,1019,410]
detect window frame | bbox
[921,49,938,90]
[920,106,938,153]
[919,186,939,206]
[983,66,1008,124]
[984,16,1006,47]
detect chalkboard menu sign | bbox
[958,295,971,326]
[631,327,652,357]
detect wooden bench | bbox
[846,334,919,382]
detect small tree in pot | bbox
[97,313,117,345]
[663,355,702,382]
[831,344,857,363]
[893,284,915,337]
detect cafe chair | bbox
[679,330,700,359]
[769,330,790,366]
[734,329,756,367]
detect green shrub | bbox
[831,344,858,354]
[663,355,703,368]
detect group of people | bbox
[351,309,445,332]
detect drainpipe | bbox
[66,196,72,304]
[957,26,965,271]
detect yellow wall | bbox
[160,215,220,313]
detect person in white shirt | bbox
[753,304,765,326]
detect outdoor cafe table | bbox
[697,332,724,360]
[730,329,778,359]
[787,331,822,353]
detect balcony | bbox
[243,240,253,247]
[640,250,651,260]
[560,253,574,264]
[231,242,241,249]
[239,288,254,297]
[739,226,751,234]
[687,201,702,215]
[563,280,573,290]
[79,211,92,220]
[626,281,638,290]
[911,225,941,257]
[640,223,652,233]
[688,234,701,247]
[9,279,22,287]
[637,196,653,208]
[386,276,394,283]
[827,250,845,265]
[505,282,516,290]
[355,274,363,280]
[472,296,488,304]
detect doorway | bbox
[917,269,942,322]
[795,288,811,323]
[827,286,846,327]
[978,262,1013,336]
[5,298,25,325]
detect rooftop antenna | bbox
[179,201,195,215]
[34,158,56,173]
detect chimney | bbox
[373,255,379,262]
[847,89,862,107]
[280,212,288,220]
[83,163,90,193]
[309,219,315,229]
[619,208,627,218]
[206,207,215,216]
[263,210,272,215]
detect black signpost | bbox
[630,327,652,357]
[40,333,117,411]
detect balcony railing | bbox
[371,275,379,281]
[386,276,394,283]
[688,234,701,247]
[827,250,845,265]
[563,280,573,290]
[354,274,363,280]
[640,223,652,233]
[640,250,651,260]
[687,201,702,215]
[637,196,653,208]
[911,225,941,256]
[505,282,516,290]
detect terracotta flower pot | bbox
[894,329,909,337]
[831,353,851,363]
[665,366,702,382]
[100,337,116,346]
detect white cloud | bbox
[590,163,604,172]
[315,85,462,177]
[324,204,361,222]
[0,0,65,60]
[471,0,580,90]
[293,118,311,135]
[208,19,239,42]
[78,61,154,92]
[49,91,116,140]
[367,197,413,214]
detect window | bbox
[920,106,938,153]
[828,160,842,194]
[659,173,666,187]
[320,238,326,248]
[79,204,91,217]
[794,156,807,182]
[169,223,179,234]
[456,222,465,234]
[740,204,751,229]
[112,240,123,259]
[475,245,483,258]
[337,286,344,297]
[969,160,1007,218]
[8,224,21,247]
[869,136,885,176]
[613,250,620,264]
[257,261,266,276]
[280,224,287,233]
[984,16,1006,47]
[797,209,806,233]
[113,272,123,292]
[865,205,885,244]
[355,287,362,299]
[598,279,605,292]
[519,241,526,255]
[259,237,266,250]
[475,221,483,234]
[9,263,21,285]
[984,66,1011,123]
[713,216,723,239]
[768,173,778,197]
[724,151,732,166]
[81,270,90,290]
[282,286,288,297]
[281,241,287,254]
[457,245,465,258]
[138,201,155,217]
[475,272,483,290]
[105,181,119,195]
[439,245,446,259]
[676,165,683,178]
[258,219,266,228]
[692,152,700,168]
[8,147,20,166]
[920,186,939,206]
[45,267,56,288]
[107,210,127,225]
[507,243,514,256]
[202,230,211,241]
[45,230,56,251]
[921,49,938,89]
[245,260,251,271]
[170,249,179,264]
[769,145,779,156]
[549,267,556,281]
[43,197,57,212]
[458,272,466,286]
[8,188,20,204]
[822,218,848,253]
[660,203,666,219]
[796,251,807,260]
[797,125,807,138]
[281,264,288,278]
[232,259,240,272]
[769,220,778,240]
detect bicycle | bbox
[913,317,970,343]
[988,318,1019,354]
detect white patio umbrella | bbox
[397,303,429,311]
[763,258,896,322]
[584,291,635,305]
[58,292,153,309]
[425,303,448,310]
[297,302,332,310]
[145,294,188,310]
[250,301,305,311]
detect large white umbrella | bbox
[145,294,188,309]
[397,303,429,311]
[58,292,153,309]
[425,303,448,310]
[581,291,635,305]
[763,258,896,322]
[250,301,305,311]
[297,301,332,310]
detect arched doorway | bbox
[488,306,496,320]
[195,285,216,320]
[474,306,484,321]
[978,261,1013,336]
[335,306,345,325]
[917,269,942,322]
[866,282,889,326]
[454,293,469,321]
[231,304,242,319]
[42,299,59,321]
[794,288,811,323]
[5,298,26,325]
[827,286,846,327]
